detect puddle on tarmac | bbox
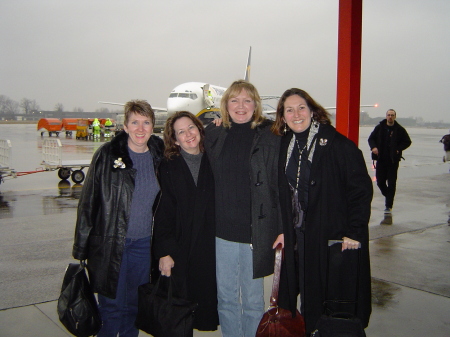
[0,180,83,219]
[371,278,401,308]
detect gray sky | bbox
[1,0,449,122]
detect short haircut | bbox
[163,111,205,159]
[220,80,265,129]
[386,109,396,116]
[123,100,155,126]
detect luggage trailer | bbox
[0,139,16,184]
[41,139,91,184]
[0,138,90,185]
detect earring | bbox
[283,123,287,134]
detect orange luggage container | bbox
[61,118,78,136]
[37,118,63,137]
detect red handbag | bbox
[255,244,305,337]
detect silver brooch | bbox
[319,138,328,146]
[113,157,126,169]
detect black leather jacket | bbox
[72,131,164,298]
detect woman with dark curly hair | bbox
[273,88,373,335]
[153,111,219,332]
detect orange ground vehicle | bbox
[61,118,78,136]
[37,118,63,137]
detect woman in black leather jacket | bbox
[72,100,164,337]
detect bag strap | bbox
[269,244,283,308]
[151,276,175,305]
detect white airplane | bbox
[100,47,376,130]
[100,47,273,130]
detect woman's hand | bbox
[159,255,174,276]
[272,234,284,249]
[341,237,361,251]
[212,118,223,126]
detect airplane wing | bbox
[98,101,167,113]
[261,95,280,101]
[323,104,378,110]
[260,96,279,120]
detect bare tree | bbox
[20,98,40,114]
[0,95,20,115]
[0,95,8,114]
[54,103,64,112]
[73,107,84,112]
[95,107,110,113]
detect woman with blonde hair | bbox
[204,80,283,337]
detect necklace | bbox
[294,139,307,190]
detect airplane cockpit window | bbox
[179,93,190,98]
[190,94,198,100]
[169,93,178,98]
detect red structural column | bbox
[336,0,363,145]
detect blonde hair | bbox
[220,80,265,129]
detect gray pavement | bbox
[1,125,449,336]
[1,172,449,336]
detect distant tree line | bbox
[0,94,121,116]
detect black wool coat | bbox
[278,124,373,333]
[152,153,219,331]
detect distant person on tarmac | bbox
[368,109,412,213]
[92,118,101,139]
[439,132,450,162]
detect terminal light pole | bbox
[335,0,363,145]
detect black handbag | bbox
[135,276,198,337]
[57,261,102,337]
[311,241,366,337]
[311,312,365,337]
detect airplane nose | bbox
[167,98,187,115]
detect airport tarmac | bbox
[0,124,449,336]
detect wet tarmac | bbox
[0,124,449,336]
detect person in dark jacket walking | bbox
[368,109,411,212]
[153,111,219,332]
[204,80,283,337]
[273,88,373,335]
[72,100,164,337]
[439,132,450,164]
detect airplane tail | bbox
[244,46,252,81]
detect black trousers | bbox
[375,159,400,208]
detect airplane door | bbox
[203,84,215,108]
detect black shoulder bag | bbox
[57,261,102,337]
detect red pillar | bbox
[335,0,363,145]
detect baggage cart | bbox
[41,139,91,183]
